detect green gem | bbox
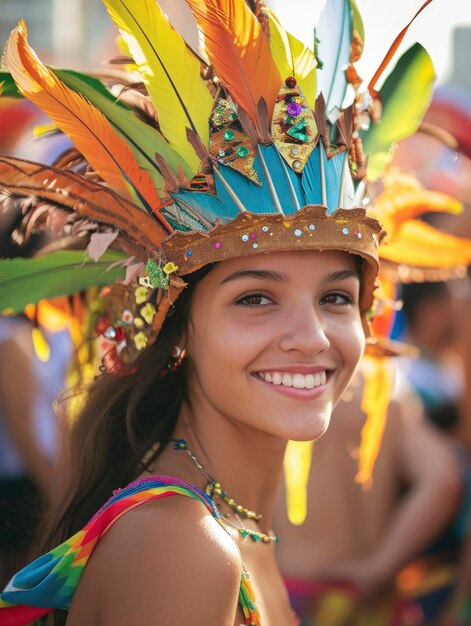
[286,118,310,143]
[251,534,260,542]
[237,145,249,158]
[224,129,235,141]
[240,530,249,537]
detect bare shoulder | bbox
[68,494,243,626]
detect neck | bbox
[172,400,286,531]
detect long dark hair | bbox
[44,268,210,625]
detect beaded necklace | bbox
[173,439,279,544]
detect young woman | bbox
[0,0,432,624]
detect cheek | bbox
[339,319,365,376]
[329,315,365,370]
[188,316,264,379]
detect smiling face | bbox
[183,250,365,442]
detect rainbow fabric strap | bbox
[0,476,260,626]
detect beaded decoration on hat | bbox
[0,0,437,371]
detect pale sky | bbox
[269,0,471,87]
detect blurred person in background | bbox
[399,282,463,415]
[401,276,471,626]
[0,214,72,586]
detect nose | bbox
[278,300,330,356]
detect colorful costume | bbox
[0,476,261,625]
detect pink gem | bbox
[250,233,256,239]
[353,230,358,235]
[214,241,222,249]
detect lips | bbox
[256,370,327,389]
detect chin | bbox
[269,404,333,442]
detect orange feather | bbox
[186,0,282,134]
[6,21,166,224]
[0,156,170,252]
[368,0,434,97]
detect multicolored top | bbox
[0,475,261,626]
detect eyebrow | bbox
[220,269,288,284]
[326,269,360,282]
[220,268,360,285]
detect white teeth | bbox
[292,374,304,389]
[305,374,315,389]
[282,373,293,387]
[272,372,282,385]
[258,371,328,389]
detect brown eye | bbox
[236,293,273,307]
[321,292,355,306]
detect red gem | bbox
[285,76,297,89]
[114,326,126,342]
[95,315,110,334]
[353,230,358,235]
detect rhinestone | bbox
[223,129,235,141]
[218,149,226,157]
[309,224,316,231]
[104,327,117,341]
[250,233,256,239]
[262,225,269,232]
[253,243,258,249]
[214,241,222,249]
[292,159,302,170]
[242,234,249,242]
[294,229,302,237]
[287,102,302,117]
[289,145,300,157]
[236,145,249,158]
[121,310,133,324]
[357,232,362,239]
[186,250,193,256]
[342,228,349,235]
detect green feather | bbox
[361,43,435,180]
[0,250,127,313]
[0,71,21,97]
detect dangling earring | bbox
[160,346,186,377]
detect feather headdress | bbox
[0,0,441,365]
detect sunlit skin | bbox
[182,249,365,444]
[170,249,365,523]
[169,250,366,623]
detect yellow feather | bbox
[7,21,162,214]
[380,220,471,268]
[263,8,317,106]
[356,355,392,488]
[283,439,314,525]
[103,0,212,174]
